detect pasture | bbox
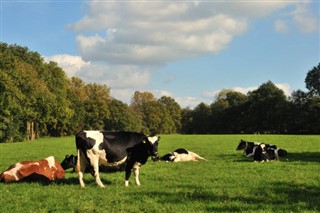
[0,135,319,213]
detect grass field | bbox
[0,135,319,213]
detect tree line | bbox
[0,43,319,142]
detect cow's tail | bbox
[192,152,208,161]
[76,149,81,172]
[278,149,287,157]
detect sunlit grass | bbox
[0,135,319,212]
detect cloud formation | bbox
[45,54,90,77]
[48,1,317,107]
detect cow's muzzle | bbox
[151,153,160,162]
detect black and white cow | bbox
[236,139,287,162]
[76,130,160,188]
[158,148,206,162]
[61,154,126,173]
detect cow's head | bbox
[60,155,77,170]
[144,135,160,159]
[236,140,247,151]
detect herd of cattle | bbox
[0,131,288,187]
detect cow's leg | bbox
[125,161,135,187]
[88,151,105,188]
[133,162,142,186]
[77,150,87,188]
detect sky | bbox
[1,0,319,108]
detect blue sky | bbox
[1,0,319,108]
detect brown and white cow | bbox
[0,156,65,183]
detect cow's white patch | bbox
[46,156,56,169]
[148,136,159,144]
[100,154,127,166]
[247,146,258,157]
[84,130,104,144]
[174,153,193,162]
[169,155,176,161]
[133,162,142,170]
[4,163,23,181]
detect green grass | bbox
[0,135,319,212]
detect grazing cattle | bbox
[236,139,287,162]
[158,148,206,162]
[0,156,65,183]
[61,154,126,173]
[76,130,160,188]
[61,155,77,171]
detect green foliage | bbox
[0,135,319,212]
[0,42,319,141]
[247,81,288,133]
[105,99,141,132]
[305,63,320,96]
[158,96,182,133]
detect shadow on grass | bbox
[129,181,320,212]
[285,152,320,163]
[219,153,252,162]
[223,152,320,163]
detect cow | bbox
[61,154,126,173]
[76,130,160,188]
[158,148,206,162]
[236,139,287,162]
[0,156,65,183]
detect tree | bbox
[83,83,111,130]
[158,96,182,133]
[247,81,288,133]
[181,107,193,134]
[305,63,320,96]
[191,102,211,134]
[142,101,175,134]
[67,77,88,133]
[105,99,142,132]
[130,91,157,133]
[0,70,24,142]
[130,91,156,115]
[211,89,248,133]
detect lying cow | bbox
[76,130,160,188]
[61,154,126,173]
[0,156,65,183]
[236,139,287,162]
[158,148,206,162]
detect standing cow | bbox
[76,130,160,188]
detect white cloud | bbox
[275,83,292,96]
[70,2,251,65]
[274,19,289,33]
[63,1,312,106]
[153,90,172,98]
[175,96,202,109]
[45,54,90,77]
[292,3,318,33]
[76,63,151,89]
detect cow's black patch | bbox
[174,148,189,154]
